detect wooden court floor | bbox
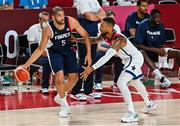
[0,99,180,126]
[0,78,180,126]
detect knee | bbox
[69,74,79,83]
[168,50,180,58]
[117,77,129,89]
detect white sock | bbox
[60,96,68,106]
[153,69,163,79]
[131,80,151,106]
[117,73,135,113]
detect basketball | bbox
[14,66,30,83]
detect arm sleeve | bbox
[92,48,117,70]
[114,24,121,33]
[133,23,145,44]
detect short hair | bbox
[105,9,115,17]
[103,17,115,27]
[137,0,148,6]
[39,11,49,18]
[150,9,160,16]
[52,6,64,15]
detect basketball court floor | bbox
[0,78,180,126]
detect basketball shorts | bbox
[121,55,144,80]
[47,50,78,74]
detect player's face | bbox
[100,21,112,35]
[152,13,161,25]
[138,2,148,14]
[52,11,65,25]
[100,21,109,34]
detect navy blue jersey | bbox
[124,12,150,37]
[134,18,166,48]
[47,16,72,52]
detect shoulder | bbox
[29,24,39,31]
[139,18,148,27]
[145,13,150,18]
[128,12,137,19]
[67,16,77,22]
[114,24,121,33]
[113,33,126,41]
[159,22,165,29]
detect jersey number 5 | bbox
[62,40,66,46]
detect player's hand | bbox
[18,64,28,70]
[80,66,94,81]
[153,48,166,56]
[70,35,78,42]
[84,54,92,67]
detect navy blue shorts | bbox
[48,50,78,74]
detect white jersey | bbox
[117,34,143,65]
[105,33,143,66]
[93,32,144,79]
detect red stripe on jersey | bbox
[105,33,122,46]
[67,17,72,32]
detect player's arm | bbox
[82,6,105,21]
[71,35,104,44]
[80,47,117,80]
[69,16,92,66]
[129,28,136,37]
[126,16,136,37]
[90,35,104,44]
[23,26,51,69]
[80,35,127,80]
[111,35,127,51]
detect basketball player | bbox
[81,17,157,123]
[21,6,92,118]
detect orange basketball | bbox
[14,66,30,83]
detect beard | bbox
[55,18,65,25]
[139,9,147,15]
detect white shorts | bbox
[121,55,144,80]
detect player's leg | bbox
[141,50,171,87]
[131,79,157,113]
[47,51,69,118]
[54,70,70,118]
[55,70,66,98]
[168,49,180,66]
[117,72,138,123]
[65,73,79,93]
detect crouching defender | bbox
[81,17,157,123]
